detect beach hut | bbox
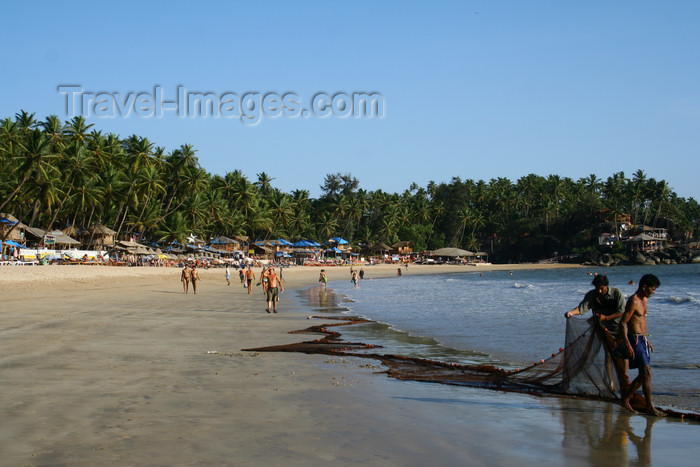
[210,236,239,252]
[86,223,117,249]
[252,242,276,259]
[0,213,27,244]
[365,242,391,255]
[327,237,350,252]
[233,235,249,249]
[391,241,414,255]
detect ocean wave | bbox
[667,296,697,304]
[513,282,531,289]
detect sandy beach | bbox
[2,263,697,466]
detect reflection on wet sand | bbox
[297,284,351,313]
[560,400,654,466]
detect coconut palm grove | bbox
[1,111,699,263]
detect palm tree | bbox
[14,110,38,132]
[315,211,339,240]
[156,212,190,246]
[0,129,55,214]
[0,118,20,167]
[629,169,647,226]
[114,136,154,237]
[255,172,276,197]
[40,115,67,152]
[65,116,94,145]
[268,194,295,237]
[44,141,95,232]
[132,165,167,234]
[464,232,480,252]
[70,179,105,229]
[652,180,672,227]
[25,163,64,227]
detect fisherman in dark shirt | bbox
[565,275,629,394]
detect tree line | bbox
[1,111,698,262]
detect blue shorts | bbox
[628,334,651,369]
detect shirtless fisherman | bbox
[265,267,284,313]
[621,274,665,416]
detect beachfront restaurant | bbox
[23,227,81,249]
[624,233,667,252]
[291,240,321,265]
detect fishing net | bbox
[244,316,698,421]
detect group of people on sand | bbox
[318,266,371,290]
[565,273,664,416]
[180,264,201,294]
[238,264,284,313]
[181,263,284,313]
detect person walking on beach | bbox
[359,268,364,280]
[225,265,231,286]
[265,267,284,313]
[245,266,256,294]
[239,267,245,284]
[351,269,359,289]
[621,274,665,416]
[181,264,191,294]
[191,265,201,294]
[565,275,629,393]
[258,266,271,295]
[397,267,402,277]
[319,269,327,287]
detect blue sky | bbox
[2,1,699,199]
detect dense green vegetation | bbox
[1,111,698,261]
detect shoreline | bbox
[3,262,698,465]
[0,261,583,291]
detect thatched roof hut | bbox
[86,223,117,248]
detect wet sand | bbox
[1,263,698,465]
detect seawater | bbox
[321,264,700,412]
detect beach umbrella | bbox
[135,246,150,255]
